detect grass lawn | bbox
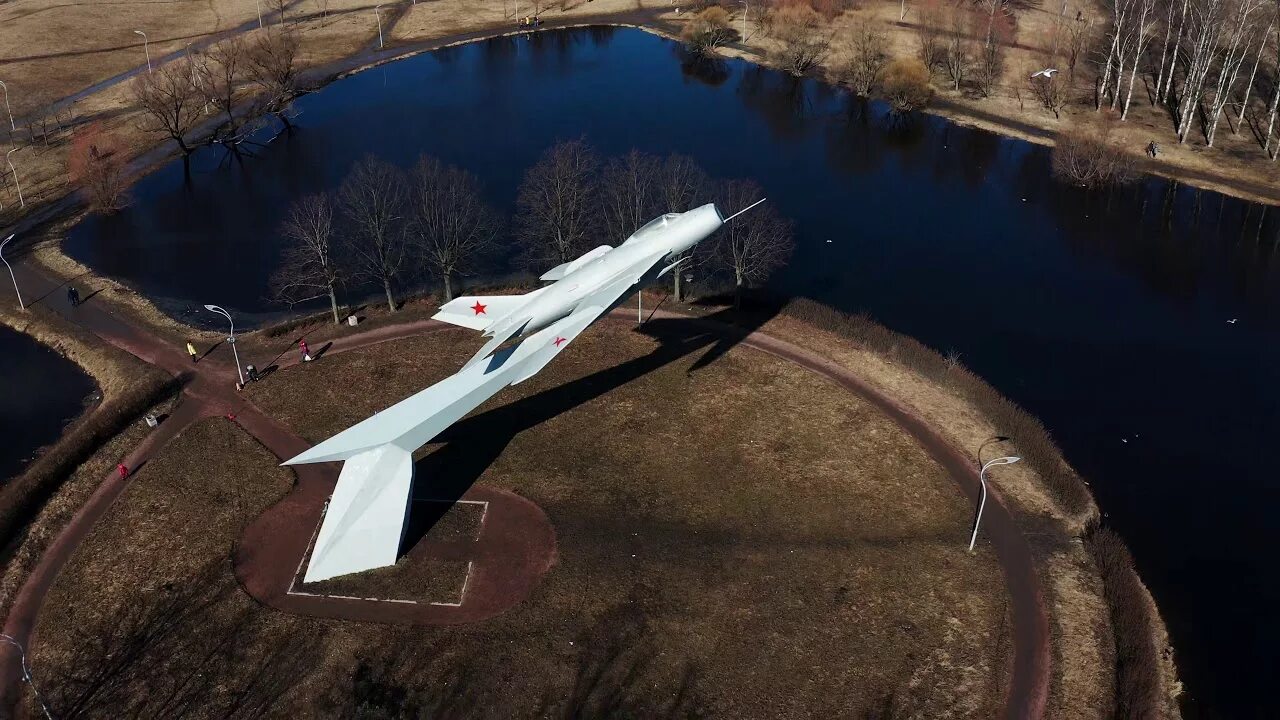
[28,318,1011,718]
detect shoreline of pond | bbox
[12,23,1192,717]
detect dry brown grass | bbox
[32,320,1013,717]
[0,302,175,619]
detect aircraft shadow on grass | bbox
[399,302,777,554]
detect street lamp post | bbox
[204,304,245,387]
[0,633,54,720]
[133,30,151,73]
[6,148,23,208]
[968,456,1021,553]
[0,80,14,132]
[0,234,25,310]
[374,6,385,49]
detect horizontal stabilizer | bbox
[433,291,542,331]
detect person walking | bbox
[117,463,129,480]
[300,339,312,363]
[67,286,80,307]
[186,341,198,363]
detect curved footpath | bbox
[0,260,1050,720]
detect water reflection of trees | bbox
[736,66,818,142]
[1042,177,1280,313]
[675,46,730,87]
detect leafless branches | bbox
[882,57,934,113]
[1052,113,1138,186]
[1030,70,1069,118]
[770,5,832,76]
[196,37,251,150]
[270,193,346,322]
[409,155,502,301]
[712,178,794,307]
[515,138,599,267]
[843,22,888,96]
[600,150,661,244]
[130,62,202,157]
[680,6,735,55]
[339,156,409,312]
[916,0,946,71]
[657,154,710,302]
[247,27,302,133]
[67,121,129,214]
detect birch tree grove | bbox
[1202,0,1268,144]
[1172,0,1227,141]
[1118,0,1157,119]
[1264,13,1280,156]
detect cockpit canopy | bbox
[622,213,683,244]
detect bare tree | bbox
[271,194,346,323]
[1030,70,1070,117]
[1202,0,1269,144]
[712,179,794,308]
[599,150,661,244]
[1052,112,1137,186]
[1118,0,1158,118]
[943,5,977,90]
[844,22,888,96]
[409,156,502,301]
[339,156,409,312]
[916,0,946,71]
[1264,14,1280,155]
[1066,13,1094,80]
[1231,8,1274,134]
[247,27,301,133]
[771,5,832,76]
[657,154,709,303]
[975,4,1013,96]
[1153,0,1186,102]
[268,0,289,24]
[131,62,202,162]
[515,139,599,268]
[681,6,735,55]
[196,37,251,153]
[882,57,934,112]
[67,121,129,214]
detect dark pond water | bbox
[0,324,96,482]
[64,27,1280,717]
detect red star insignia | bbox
[471,301,487,315]
[553,336,567,347]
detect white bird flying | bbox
[1030,68,1059,79]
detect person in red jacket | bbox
[300,339,313,363]
[117,463,129,480]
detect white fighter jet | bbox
[285,199,762,582]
